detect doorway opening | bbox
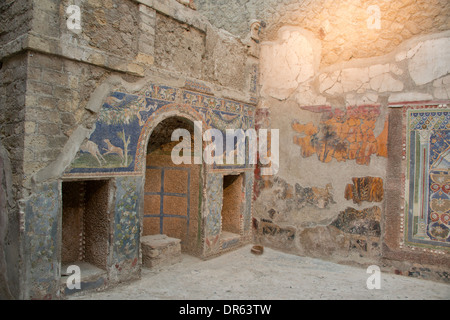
[144,116,201,256]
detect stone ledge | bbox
[0,33,147,77]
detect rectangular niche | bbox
[221,174,244,236]
[61,180,112,274]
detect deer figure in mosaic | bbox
[80,140,106,166]
[103,139,124,160]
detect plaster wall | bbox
[250,2,450,282]
[1,0,449,299]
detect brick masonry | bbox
[0,0,262,299]
[1,0,449,299]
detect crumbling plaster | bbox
[261,28,450,108]
[1,0,450,299]
[251,1,450,274]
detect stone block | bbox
[27,80,53,96]
[139,12,156,27]
[135,53,155,66]
[139,4,156,18]
[139,21,156,36]
[29,52,63,71]
[141,234,181,268]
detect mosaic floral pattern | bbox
[205,174,223,239]
[244,172,254,232]
[114,177,143,262]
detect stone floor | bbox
[71,245,450,300]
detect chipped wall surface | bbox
[197,0,450,67]
[0,143,17,299]
[251,0,450,281]
[292,105,388,165]
[0,0,259,299]
[0,0,33,47]
[261,28,450,107]
[154,13,206,79]
[1,0,450,299]
[0,52,27,300]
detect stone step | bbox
[141,234,182,268]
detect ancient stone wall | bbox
[0,0,33,47]
[196,0,450,67]
[0,0,258,299]
[0,52,28,299]
[245,0,450,282]
[0,54,27,194]
[24,52,112,187]
[154,13,206,79]
[14,0,256,187]
[0,142,19,300]
[2,0,448,299]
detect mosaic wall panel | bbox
[404,105,450,249]
[113,176,143,263]
[64,84,256,178]
[24,182,60,299]
[204,173,223,254]
[243,171,254,233]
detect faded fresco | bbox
[404,106,450,249]
[292,105,388,165]
[345,177,384,204]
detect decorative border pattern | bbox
[401,103,450,251]
[64,83,256,179]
